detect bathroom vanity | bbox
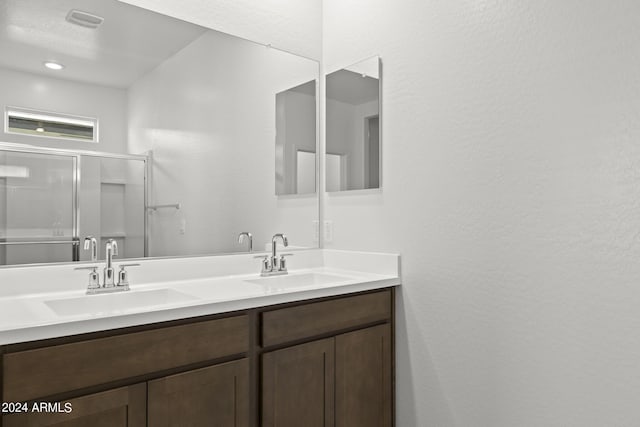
[0,250,399,426]
[0,2,396,425]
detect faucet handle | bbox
[74,265,100,271]
[254,254,271,274]
[117,264,140,289]
[278,253,294,271]
[75,265,101,291]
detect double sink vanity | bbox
[0,249,399,426]
[0,1,392,425]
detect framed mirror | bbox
[325,56,381,192]
[0,0,319,267]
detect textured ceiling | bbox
[0,0,206,88]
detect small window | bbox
[5,107,98,142]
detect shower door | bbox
[0,150,78,265]
[78,156,146,261]
[0,146,147,266]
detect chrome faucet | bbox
[255,233,293,276]
[271,233,288,268]
[104,239,118,287]
[83,236,98,262]
[238,232,253,252]
[75,238,139,294]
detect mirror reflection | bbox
[0,0,320,266]
[326,56,381,192]
[275,80,317,195]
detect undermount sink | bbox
[45,288,197,317]
[244,272,351,289]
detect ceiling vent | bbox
[65,10,104,29]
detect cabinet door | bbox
[262,338,334,427]
[2,383,145,427]
[335,324,392,427]
[147,359,249,427]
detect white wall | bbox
[0,68,127,153]
[324,0,640,426]
[119,0,322,60]
[128,30,318,256]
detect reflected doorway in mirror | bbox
[326,56,382,192]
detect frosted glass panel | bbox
[0,151,74,238]
[0,151,76,265]
[0,151,146,266]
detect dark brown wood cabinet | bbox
[1,315,250,427]
[3,360,249,427]
[260,290,393,427]
[2,384,146,427]
[261,291,391,347]
[335,324,392,427]
[148,359,249,427]
[2,315,249,402]
[0,288,394,427]
[261,325,392,427]
[262,338,335,427]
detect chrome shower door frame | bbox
[0,142,148,262]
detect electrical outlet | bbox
[312,220,320,242]
[323,220,333,243]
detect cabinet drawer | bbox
[3,315,249,401]
[261,290,391,347]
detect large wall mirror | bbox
[0,0,319,266]
[326,56,381,192]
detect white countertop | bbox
[0,250,400,345]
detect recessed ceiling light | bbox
[44,61,64,70]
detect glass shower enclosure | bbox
[0,144,147,266]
